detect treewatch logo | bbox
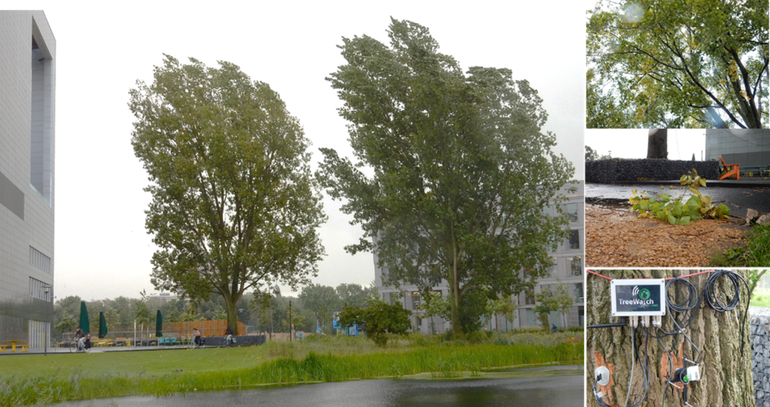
[620,286,655,307]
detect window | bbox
[525,293,536,305]
[29,277,50,300]
[574,283,584,303]
[570,257,582,276]
[29,246,51,274]
[566,203,579,223]
[411,292,422,310]
[568,230,580,250]
[30,26,54,205]
[549,257,559,278]
[525,309,538,327]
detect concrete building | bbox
[705,129,770,170]
[0,11,56,349]
[374,182,584,334]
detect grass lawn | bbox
[0,331,582,406]
[751,288,770,308]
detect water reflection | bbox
[54,373,582,407]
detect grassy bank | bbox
[711,225,770,267]
[0,331,582,406]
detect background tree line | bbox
[52,283,375,339]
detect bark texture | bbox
[586,270,755,407]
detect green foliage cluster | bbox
[587,0,769,129]
[629,170,730,225]
[533,284,574,332]
[318,18,574,338]
[129,55,326,334]
[712,226,770,267]
[339,299,412,346]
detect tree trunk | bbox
[586,270,754,407]
[647,129,668,159]
[450,225,463,339]
[225,294,240,335]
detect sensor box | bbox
[611,279,666,317]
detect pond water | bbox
[53,368,582,407]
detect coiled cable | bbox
[703,270,749,356]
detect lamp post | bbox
[43,284,51,356]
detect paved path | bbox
[587,182,770,218]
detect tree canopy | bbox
[338,299,411,346]
[587,0,769,129]
[129,55,326,333]
[298,283,341,333]
[317,19,574,336]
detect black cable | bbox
[665,277,700,331]
[624,326,650,407]
[703,269,750,356]
[588,317,627,329]
[592,381,613,407]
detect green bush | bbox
[339,299,411,346]
[630,170,730,225]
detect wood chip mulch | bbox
[585,204,749,267]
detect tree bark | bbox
[647,129,668,159]
[586,270,755,407]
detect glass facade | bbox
[705,129,770,167]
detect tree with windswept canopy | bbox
[587,0,769,129]
[129,55,326,334]
[317,18,575,337]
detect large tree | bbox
[587,0,768,129]
[317,19,574,337]
[336,283,376,309]
[299,283,342,333]
[130,55,326,333]
[587,270,754,406]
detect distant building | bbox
[374,182,584,334]
[0,11,56,349]
[705,129,770,169]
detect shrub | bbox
[629,169,730,225]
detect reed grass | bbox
[0,332,582,406]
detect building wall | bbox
[374,182,585,334]
[705,129,770,168]
[0,11,56,348]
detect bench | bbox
[18,344,29,352]
[0,345,6,352]
[719,157,740,180]
[93,339,114,347]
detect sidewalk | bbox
[595,178,770,188]
[0,344,198,356]
[586,181,770,218]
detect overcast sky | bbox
[8,1,586,301]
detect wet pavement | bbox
[586,181,770,218]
